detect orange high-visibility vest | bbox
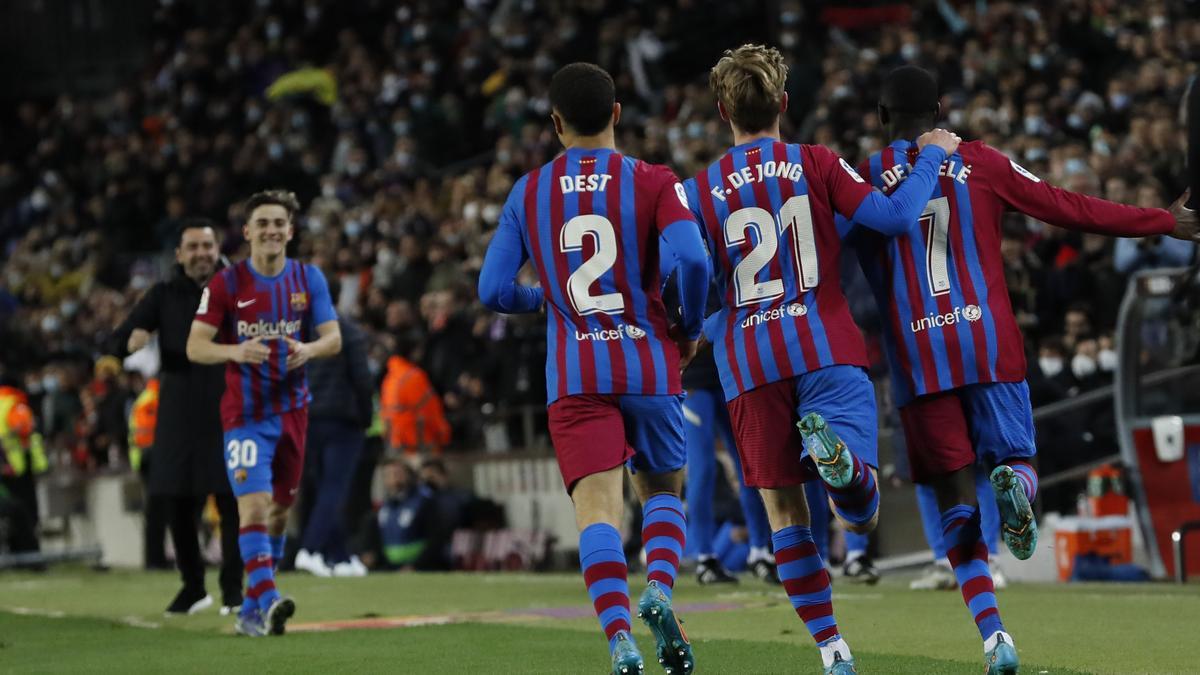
[130,379,160,450]
[380,356,450,454]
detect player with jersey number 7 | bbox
[681,44,959,675]
[478,63,710,675]
[844,65,1199,675]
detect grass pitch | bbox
[1,568,1196,673]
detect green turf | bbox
[1,568,1196,673]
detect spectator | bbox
[380,351,451,457]
[358,458,433,572]
[0,382,49,560]
[415,458,470,571]
[295,308,375,578]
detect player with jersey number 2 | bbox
[478,63,710,675]
[186,190,341,638]
[847,66,1200,675]
[684,44,960,675]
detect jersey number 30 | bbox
[724,195,818,307]
[559,214,625,316]
[226,439,259,469]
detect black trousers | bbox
[165,493,242,603]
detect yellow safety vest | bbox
[0,394,48,476]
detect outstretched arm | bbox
[985,146,1194,240]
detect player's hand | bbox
[284,337,313,371]
[1167,189,1199,242]
[127,328,151,353]
[233,336,272,365]
[669,325,698,371]
[916,128,961,156]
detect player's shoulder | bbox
[957,140,1003,164]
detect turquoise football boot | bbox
[637,581,693,674]
[798,413,854,489]
[825,650,858,675]
[984,631,1019,674]
[990,465,1038,560]
[611,630,645,675]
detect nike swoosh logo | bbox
[237,299,256,308]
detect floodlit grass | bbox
[2,568,1196,673]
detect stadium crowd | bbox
[0,0,1196,488]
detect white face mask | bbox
[1039,356,1064,378]
[1098,349,1118,372]
[1072,354,1098,379]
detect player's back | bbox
[854,139,1026,406]
[200,258,323,423]
[686,138,871,401]
[513,147,684,404]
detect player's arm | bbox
[833,131,959,235]
[655,175,709,341]
[985,146,1197,240]
[111,283,163,356]
[285,267,342,370]
[478,191,543,314]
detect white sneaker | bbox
[332,560,368,577]
[989,559,1009,590]
[909,562,957,590]
[348,556,368,576]
[294,549,333,577]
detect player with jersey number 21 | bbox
[186,190,341,638]
[478,63,710,675]
[682,44,959,675]
[845,65,1200,675]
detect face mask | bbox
[1098,348,1118,372]
[1025,147,1047,162]
[42,375,60,392]
[1023,116,1044,135]
[266,21,282,41]
[268,143,284,161]
[900,43,919,61]
[1029,53,1047,70]
[1064,157,1087,175]
[344,220,362,238]
[60,300,79,318]
[322,184,337,199]
[1039,356,1063,378]
[392,121,410,136]
[1071,354,1097,379]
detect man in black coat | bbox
[111,219,241,615]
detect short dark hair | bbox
[176,217,218,246]
[244,189,301,221]
[549,63,615,136]
[880,66,940,125]
[420,457,447,477]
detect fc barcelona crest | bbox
[290,292,308,311]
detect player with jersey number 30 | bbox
[186,190,341,638]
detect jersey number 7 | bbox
[922,197,952,296]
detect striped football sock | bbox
[942,504,1004,640]
[1004,460,1038,503]
[826,454,879,528]
[239,525,281,613]
[772,525,841,646]
[642,494,686,601]
[579,523,632,653]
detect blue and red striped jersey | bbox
[854,139,1175,407]
[504,148,697,404]
[687,138,877,401]
[195,259,337,426]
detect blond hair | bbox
[709,44,788,134]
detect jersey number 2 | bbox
[724,195,817,307]
[559,214,625,316]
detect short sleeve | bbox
[652,165,697,233]
[809,145,875,219]
[194,272,229,327]
[306,265,338,325]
